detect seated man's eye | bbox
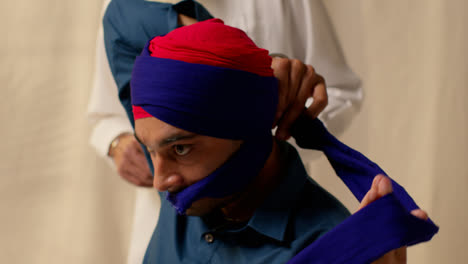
[173,145,191,156]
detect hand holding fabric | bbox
[287,116,438,263]
[271,57,327,141]
[359,175,429,264]
[109,134,153,187]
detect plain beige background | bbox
[1,0,466,263]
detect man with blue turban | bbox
[130,19,437,263]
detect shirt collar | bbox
[172,0,213,22]
[247,141,309,242]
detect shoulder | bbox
[103,0,135,41]
[103,0,145,31]
[104,0,175,47]
[276,142,350,244]
[292,178,350,240]
[103,0,168,33]
[278,141,350,226]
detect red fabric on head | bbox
[133,105,154,120]
[148,18,274,77]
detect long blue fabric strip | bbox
[287,116,439,263]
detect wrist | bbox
[108,132,132,157]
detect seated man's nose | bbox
[152,158,184,191]
[153,174,184,192]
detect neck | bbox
[220,138,284,222]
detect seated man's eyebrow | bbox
[160,133,197,148]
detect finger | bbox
[376,174,393,197]
[287,59,306,109]
[357,174,388,211]
[305,74,328,119]
[276,65,323,140]
[275,65,314,140]
[372,246,407,264]
[113,146,151,187]
[118,145,153,186]
[123,162,153,187]
[271,57,291,127]
[123,141,152,176]
[127,173,152,187]
[126,151,154,184]
[138,180,154,187]
[357,189,377,211]
[143,178,154,187]
[131,148,153,177]
[273,60,307,139]
[411,209,429,221]
[132,164,153,186]
[394,246,407,263]
[119,169,144,186]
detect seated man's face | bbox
[135,117,243,215]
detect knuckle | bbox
[122,146,130,154]
[290,59,304,69]
[305,65,316,78]
[314,99,327,111]
[316,94,328,105]
[317,74,325,83]
[291,60,306,78]
[295,97,306,108]
[123,147,133,157]
[318,75,327,88]
[275,58,291,72]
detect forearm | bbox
[89,115,133,161]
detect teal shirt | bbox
[144,142,350,264]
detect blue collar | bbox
[247,141,308,242]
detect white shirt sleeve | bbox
[86,0,133,163]
[288,0,362,132]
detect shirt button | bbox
[204,233,214,243]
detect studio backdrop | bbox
[0,0,466,263]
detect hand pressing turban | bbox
[131,18,278,214]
